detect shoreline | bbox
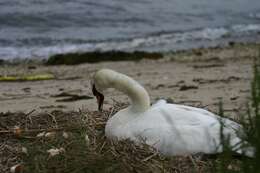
[0,42,258,114]
[0,41,259,65]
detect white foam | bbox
[192,28,229,40]
[232,24,260,33]
[0,24,259,60]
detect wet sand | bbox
[0,43,258,118]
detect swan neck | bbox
[111,74,150,113]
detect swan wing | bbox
[125,103,246,155]
[127,116,219,155]
[151,99,167,108]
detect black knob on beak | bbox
[92,84,104,111]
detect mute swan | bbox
[92,69,254,157]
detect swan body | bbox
[92,69,254,157]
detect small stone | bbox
[13,126,22,137]
[45,132,56,138]
[36,132,46,137]
[47,148,65,157]
[85,134,90,146]
[21,147,28,155]
[62,132,69,139]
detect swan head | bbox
[92,68,150,112]
[92,69,115,111]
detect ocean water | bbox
[0,0,260,59]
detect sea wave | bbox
[231,24,260,33]
[0,24,260,60]
[249,13,260,19]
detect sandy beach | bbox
[0,43,260,173]
[0,43,258,118]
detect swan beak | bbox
[92,84,104,111]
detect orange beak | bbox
[92,84,104,111]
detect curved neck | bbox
[109,73,150,113]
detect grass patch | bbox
[210,54,260,173]
[45,51,163,65]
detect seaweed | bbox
[45,51,163,65]
[0,74,55,82]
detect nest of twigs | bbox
[0,102,242,173]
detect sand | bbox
[0,43,259,118]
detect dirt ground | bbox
[0,43,258,119]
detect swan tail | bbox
[235,145,255,158]
[230,138,255,157]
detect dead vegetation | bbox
[0,101,247,173]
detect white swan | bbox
[92,69,254,157]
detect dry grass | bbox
[0,103,245,173]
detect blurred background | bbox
[0,0,260,60]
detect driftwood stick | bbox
[0,127,81,135]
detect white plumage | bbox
[92,69,254,157]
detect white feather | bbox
[93,69,254,157]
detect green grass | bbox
[211,55,260,173]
